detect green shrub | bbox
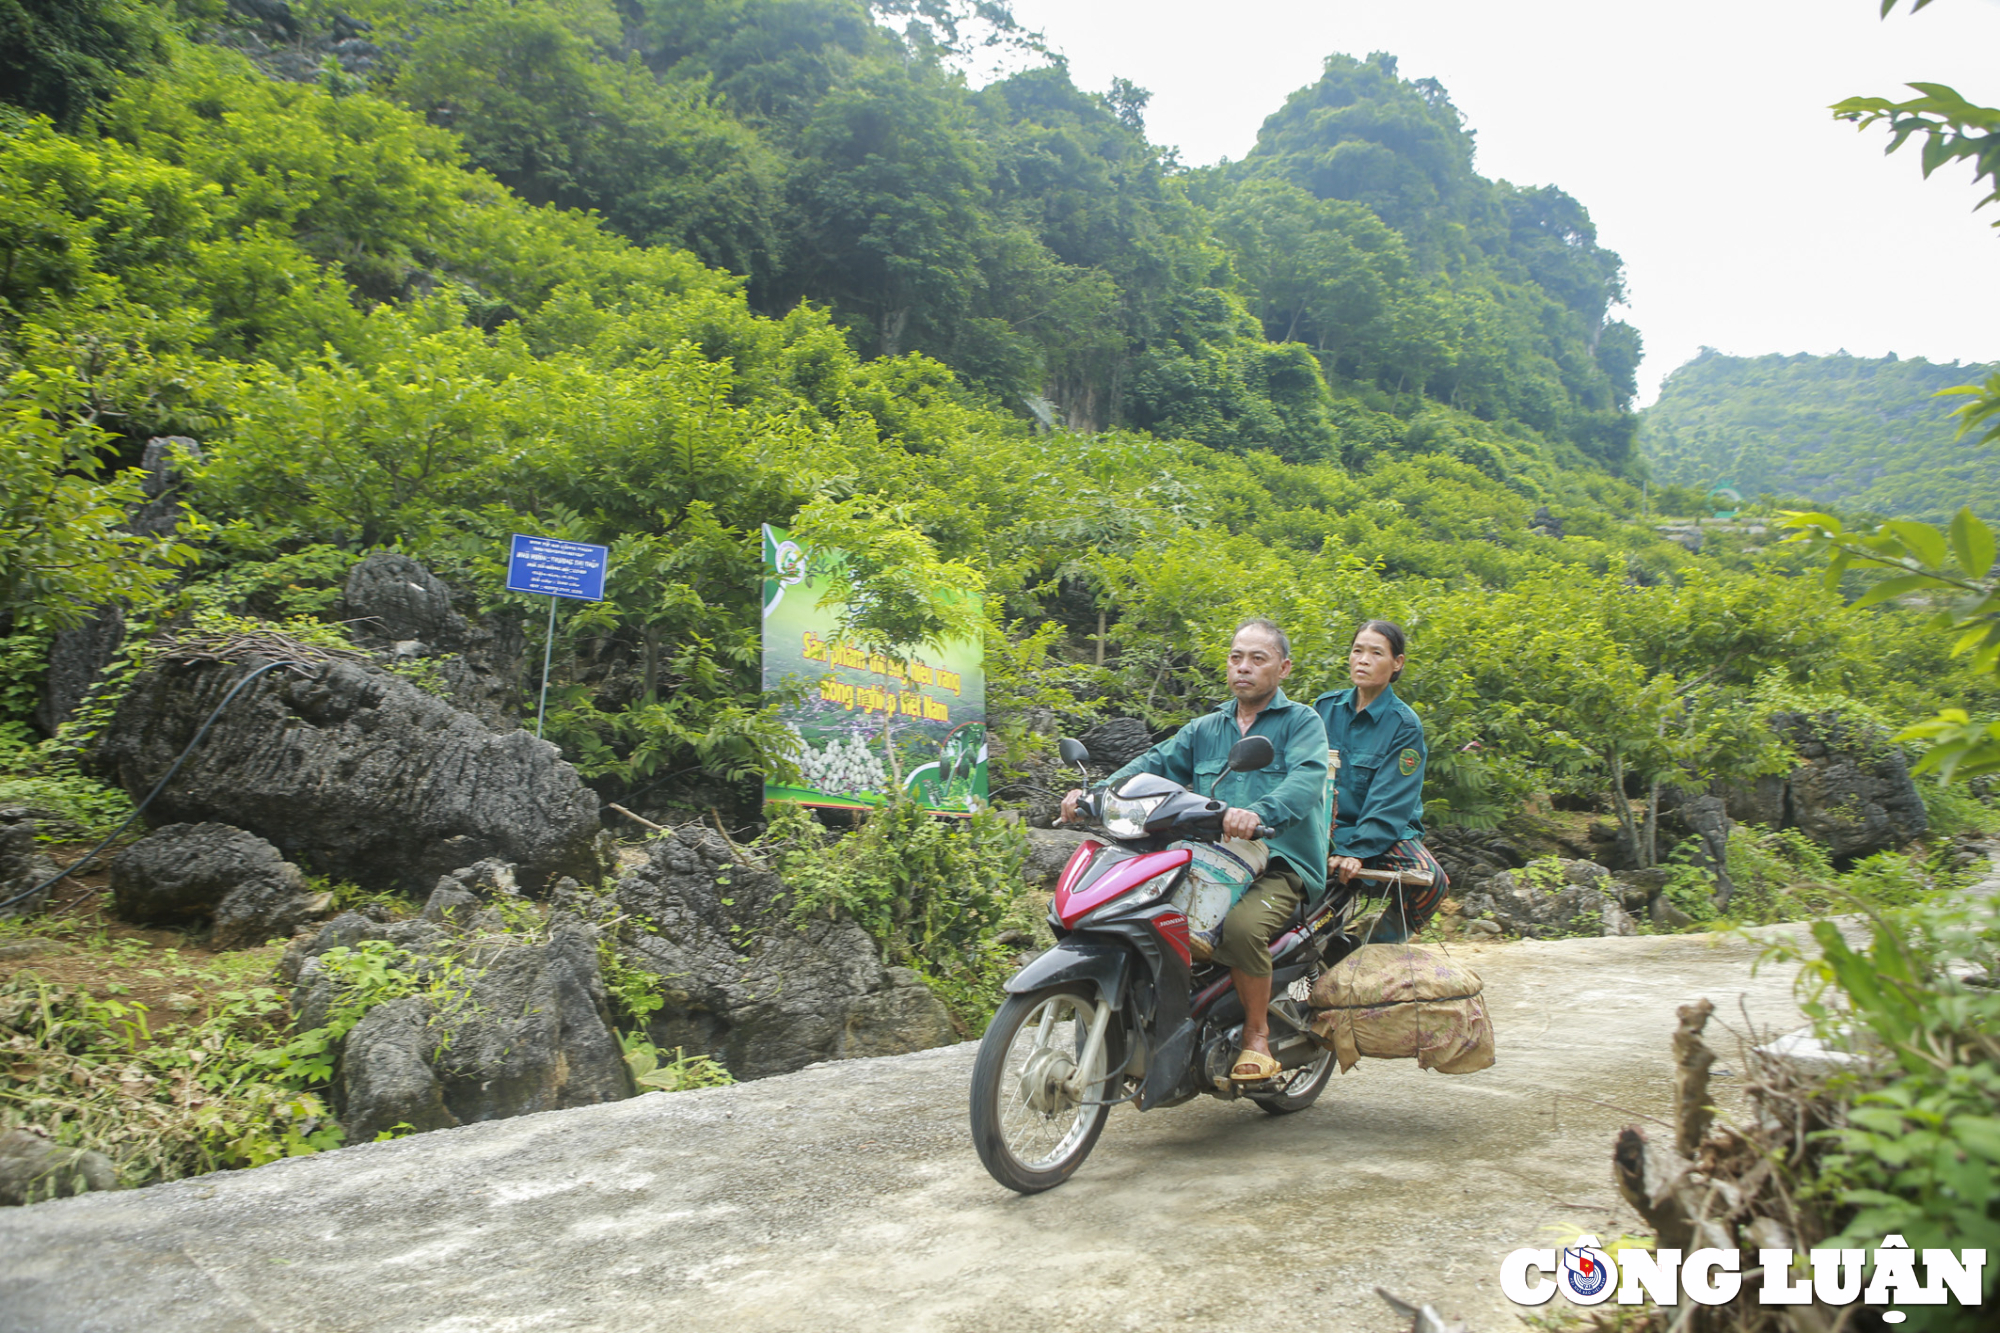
[0,729,133,838]
[618,1031,732,1092]
[1781,898,2000,1328]
[1917,778,2000,837]
[769,792,1032,1030]
[0,937,472,1183]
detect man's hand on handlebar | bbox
[1220,806,1264,840]
[1328,854,1362,884]
[1059,788,1086,824]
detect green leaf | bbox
[1852,573,1944,609]
[1955,1117,2000,1162]
[1886,520,1949,568]
[1950,506,1997,579]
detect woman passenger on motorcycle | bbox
[1313,620,1449,942]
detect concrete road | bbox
[0,927,1826,1333]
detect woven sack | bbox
[1307,943,1494,1074]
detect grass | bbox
[0,858,739,1189]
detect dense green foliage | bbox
[1780,895,2000,1325]
[1783,506,2000,782]
[768,790,1032,1026]
[152,0,1644,471]
[0,0,1991,853]
[1641,350,2000,521]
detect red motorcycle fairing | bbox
[1152,909,1192,966]
[1053,844,1192,929]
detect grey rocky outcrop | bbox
[1078,718,1155,771]
[1665,787,1738,909]
[217,0,382,83]
[0,1129,118,1206]
[35,603,126,737]
[286,899,632,1140]
[1455,859,1643,938]
[91,655,605,896]
[110,823,316,948]
[1687,710,1929,870]
[1424,825,1529,897]
[0,810,62,918]
[614,828,957,1081]
[1022,827,1090,890]
[334,998,455,1142]
[1768,711,1927,859]
[340,552,525,731]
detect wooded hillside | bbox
[1641,348,2000,520]
[1,0,1993,850]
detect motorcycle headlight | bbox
[1099,790,1166,838]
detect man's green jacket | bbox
[1105,687,1331,897]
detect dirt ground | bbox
[0,922,1836,1333]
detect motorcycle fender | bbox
[1005,943,1128,1009]
[1141,1018,1200,1110]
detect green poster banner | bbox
[761,524,987,813]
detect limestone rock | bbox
[110,823,314,948]
[34,438,200,735]
[1022,827,1091,889]
[34,603,126,737]
[289,907,633,1138]
[91,656,604,896]
[1424,826,1528,896]
[432,923,632,1122]
[1456,859,1639,938]
[1609,868,1669,911]
[341,552,525,731]
[0,812,62,918]
[341,552,461,645]
[1721,773,1787,828]
[1652,895,1696,930]
[338,998,457,1142]
[614,828,957,1081]
[1771,711,1927,859]
[1078,718,1155,771]
[0,1129,118,1206]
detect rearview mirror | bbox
[1226,735,1274,772]
[1058,738,1091,767]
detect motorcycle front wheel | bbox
[969,984,1114,1193]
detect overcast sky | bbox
[999,0,2000,404]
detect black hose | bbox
[0,658,304,913]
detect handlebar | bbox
[1055,792,1274,840]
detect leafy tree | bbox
[1782,506,2000,781]
[0,367,198,629]
[0,0,169,129]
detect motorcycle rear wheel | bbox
[970,985,1113,1193]
[1251,1047,1336,1115]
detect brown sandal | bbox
[1230,1049,1280,1082]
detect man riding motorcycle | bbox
[1061,617,1329,1082]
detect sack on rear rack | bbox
[1306,943,1494,1075]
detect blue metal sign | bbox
[507,535,608,602]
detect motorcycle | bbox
[969,734,1368,1194]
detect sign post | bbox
[505,534,609,739]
